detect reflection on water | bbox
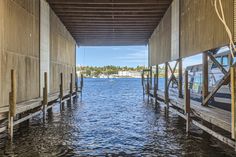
[0,78,236,156]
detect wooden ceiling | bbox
[47,0,172,46]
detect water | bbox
[0,78,236,156]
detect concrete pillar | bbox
[40,0,50,96]
[0,0,3,106]
[171,0,180,60]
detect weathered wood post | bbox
[60,73,64,110]
[42,72,48,121]
[202,52,209,106]
[75,73,78,92]
[141,72,144,98]
[155,65,159,108]
[154,74,157,101]
[230,66,236,140]
[147,74,150,103]
[80,74,83,98]
[156,65,159,91]
[8,69,16,141]
[184,70,190,133]
[165,62,169,114]
[178,59,183,98]
[70,73,73,104]
[150,67,152,89]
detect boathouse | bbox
[0,0,236,150]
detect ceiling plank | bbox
[47,0,172,46]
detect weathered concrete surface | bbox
[0,0,76,108]
[40,0,50,96]
[1,0,40,107]
[50,9,76,94]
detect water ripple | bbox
[0,78,235,156]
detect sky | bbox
[76,45,229,68]
[76,46,148,67]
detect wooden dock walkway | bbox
[153,89,231,132]
[148,88,235,148]
[0,90,79,134]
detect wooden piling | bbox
[80,74,83,98]
[154,74,157,100]
[202,52,209,106]
[43,72,48,121]
[150,67,152,89]
[178,59,183,98]
[231,66,236,139]
[156,65,159,91]
[70,73,73,104]
[184,70,190,133]
[164,62,169,115]
[60,73,64,110]
[164,62,169,104]
[147,74,150,102]
[141,72,144,98]
[75,73,79,97]
[8,69,16,141]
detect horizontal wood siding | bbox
[0,0,40,107]
[149,6,171,65]
[180,0,234,57]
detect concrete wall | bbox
[0,0,3,108]
[0,0,76,108]
[50,9,76,94]
[0,0,40,107]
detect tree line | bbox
[77,65,146,77]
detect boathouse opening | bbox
[1,0,236,155]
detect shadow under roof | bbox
[47,0,172,46]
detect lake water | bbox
[0,78,236,156]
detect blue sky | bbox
[76,46,148,67]
[76,45,205,68]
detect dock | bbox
[142,63,236,149]
[1,0,236,153]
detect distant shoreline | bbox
[82,77,165,79]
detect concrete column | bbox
[40,0,50,96]
[171,0,180,60]
[0,0,3,106]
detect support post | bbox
[156,65,159,91]
[184,70,190,133]
[60,73,64,110]
[43,72,48,121]
[165,62,169,114]
[202,52,209,106]
[80,74,83,98]
[8,69,16,141]
[178,59,183,98]
[75,73,78,96]
[150,67,152,89]
[231,66,236,140]
[154,74,157,100]
[70,73,73,104]
[141,72,144,98]
[147,74,150,103]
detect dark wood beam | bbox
[48,0,171,5]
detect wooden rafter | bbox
[47,0,172,46]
